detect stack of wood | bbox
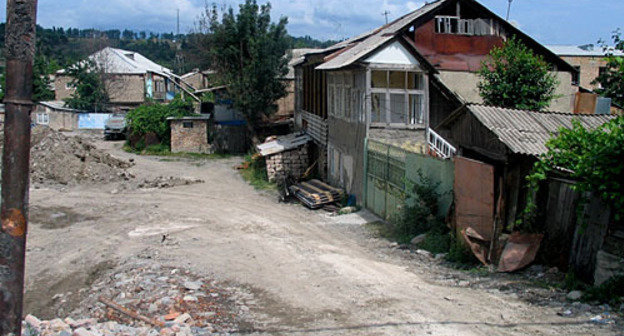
[289,179,344,209]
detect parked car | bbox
[104,113,127,140]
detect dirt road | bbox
[23,136,617,335]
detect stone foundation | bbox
[266,145,309,182]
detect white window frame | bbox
[36,113,49,125]
[369,69,428,128]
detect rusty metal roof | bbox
[316,0,445,70]
[467,104,616,157]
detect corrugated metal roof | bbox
[467,104,616,157]
[316,0,445,70]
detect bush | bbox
[125,95,195,148]
[391,171,444,244]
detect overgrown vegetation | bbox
[593,29,624,106]
[391,180,442,244]
[517,116,624,232]
[372,171,478,264]
[197,0,290,143]
[125,95,195,149]
[478,37,558,111]
[239,154,275,190]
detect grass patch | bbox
[239,154,276,190]
[123,144,232,160]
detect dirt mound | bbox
[0,127,134,185]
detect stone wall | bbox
[170,120,212,154]
[266,145,309,182]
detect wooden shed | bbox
[437,104,619,281]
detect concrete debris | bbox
[23,262,254,335]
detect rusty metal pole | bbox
[0,0,38,335]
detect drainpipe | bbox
[0,1,38,335]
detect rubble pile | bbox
[29,128,134,185]
[0,127,134,185]
[24,264,251,335]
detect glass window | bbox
[409,94,424,124]
[371,93,385,123]
[371,71,387,88]
[389,71,406,89]
[408,73,424,90]
[390,94,406,123]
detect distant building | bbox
[547,44,624,90]
[55,47,191,111]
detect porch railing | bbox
[427,128,456,159]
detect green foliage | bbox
[32,55,55,102]
[240,154,275,190]
[447,235,479,265]
[201,0,290,139]
[593,29,624,106]
[64,59,110,111]
[478,37,559,111]
[125,95,195,146]
[519,116,624,231]
[419,229,451,254]
[391,171,445,244]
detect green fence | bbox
[363,138,454,220]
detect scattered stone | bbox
[416,249,433,258]
[567,290,583,301]
[183,295,198,302]
[411,234,427,245]
[24,314,42,329]
[174,313,192,324]
[434,253,447,261]
[183,281,202,291]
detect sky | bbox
[1,0,622,46]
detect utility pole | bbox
[176,8,180,36]
[0,0,38,335]
[506,0,513,21]
[382,10,390,24]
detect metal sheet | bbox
[454,156,495,241]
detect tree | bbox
[478,37,558,111]
[64,59,110,112]
[593,30,624,106]
[200,0,290,143]
[32,55,55,102]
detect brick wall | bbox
[170,120,212,154]
[266,145,309,182]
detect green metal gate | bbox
[363,138,455,220]
[364,139,407,220]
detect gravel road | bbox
[23,135,618,335]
